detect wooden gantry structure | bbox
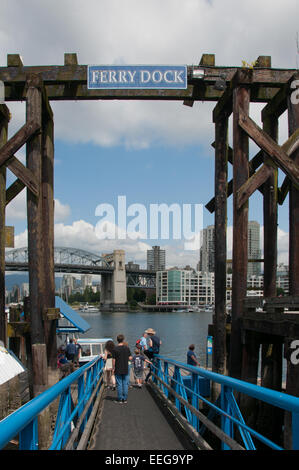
[0,53,298,443]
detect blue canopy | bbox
[55,296,91,333]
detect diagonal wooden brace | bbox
[236,118,299,208]
[0,120,40,167]
[0,120,40,196]
[238,108,299,189]
[5,179,25,205]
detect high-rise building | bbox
[81,274,92,290]
[199,225,215,273]
[147,246,166,271]
[199,222,261,276]
[248,221,261,276]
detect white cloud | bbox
[0,0,297,149]
[54,199,71,222]
[6,190,71,223]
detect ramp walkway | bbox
[88,384,196,451]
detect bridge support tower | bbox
[101,250,127,310]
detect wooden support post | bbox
[212,114,228,383]
[0,105,9,346]
[284,74,299,449]
[41,102,56,370]
[258,113,283,442]
[263,114,278,298]
[26,74,48,394]
[230,74,250,379]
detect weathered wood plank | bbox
[0,64,296,102]
[6,156,39,196]
[206,148,264,213]
[183,54,215,107]
[26,75,44,348]
[230,84,250,379]
[41,107,56,368]
[0,106,8,346]
[213,116,228,379]
[236,164,272,209]
[0,120,40,167]
[262,115,278,298]
[238,109,299,188]
[5,178,25,205]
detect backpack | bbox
[136,338,142,349]
[133,355,143,370]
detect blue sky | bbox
[2,0,298,268]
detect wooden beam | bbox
[0,120,40,167]
[213,116,228,380]
[206,148,264,213]
[26,74,45,350]
[183,54,215,107]
[5,178,25,205]
[0,63,295,102]
[41,104,56,368]
[238,108,299,188]
[262,115,278,298]
[278,176,290,205]
[7,54,24,67]
[0,106,8,346]
[236,164,272,209]
[230,83,250,380]
[6,156,39,196]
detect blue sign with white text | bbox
[88,65,187,90]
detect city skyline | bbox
[2,1,296,270]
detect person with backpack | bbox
[136,332,148,352]
[143,328,162,382]
[132,348,152,388]
[65,338,76,363]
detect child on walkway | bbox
[132,348,152,388]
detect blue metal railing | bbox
[0,356,104,450]
[151,355,299,451]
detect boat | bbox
[78,337,112,365]
[80,303,100,313]
[188,306,201,312]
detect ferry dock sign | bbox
[88,65,187,89]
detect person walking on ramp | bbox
[132,348,152,388]
[144,328,162,383]
[112,334,132,404]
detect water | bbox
[78,310,213,367]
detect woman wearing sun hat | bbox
[144,328,162,382]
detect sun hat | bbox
[145,328,156,335]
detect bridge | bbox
[5,247,156,304]
[1,354,299,452]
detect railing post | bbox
[163,361,169,398]
[191,373,200,431]
[19,418,38,450]
[174,366,181,413]
[220,385,234,450]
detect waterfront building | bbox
[147,246,166,272]
[156,269,215,305]
[157,269,289,306]
[199,222,261,276]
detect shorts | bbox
[105,358,113,370]
[134,369,144,379]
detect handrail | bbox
[0,356,104,450]
[155,355,299,413]
[152,355,299,450]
